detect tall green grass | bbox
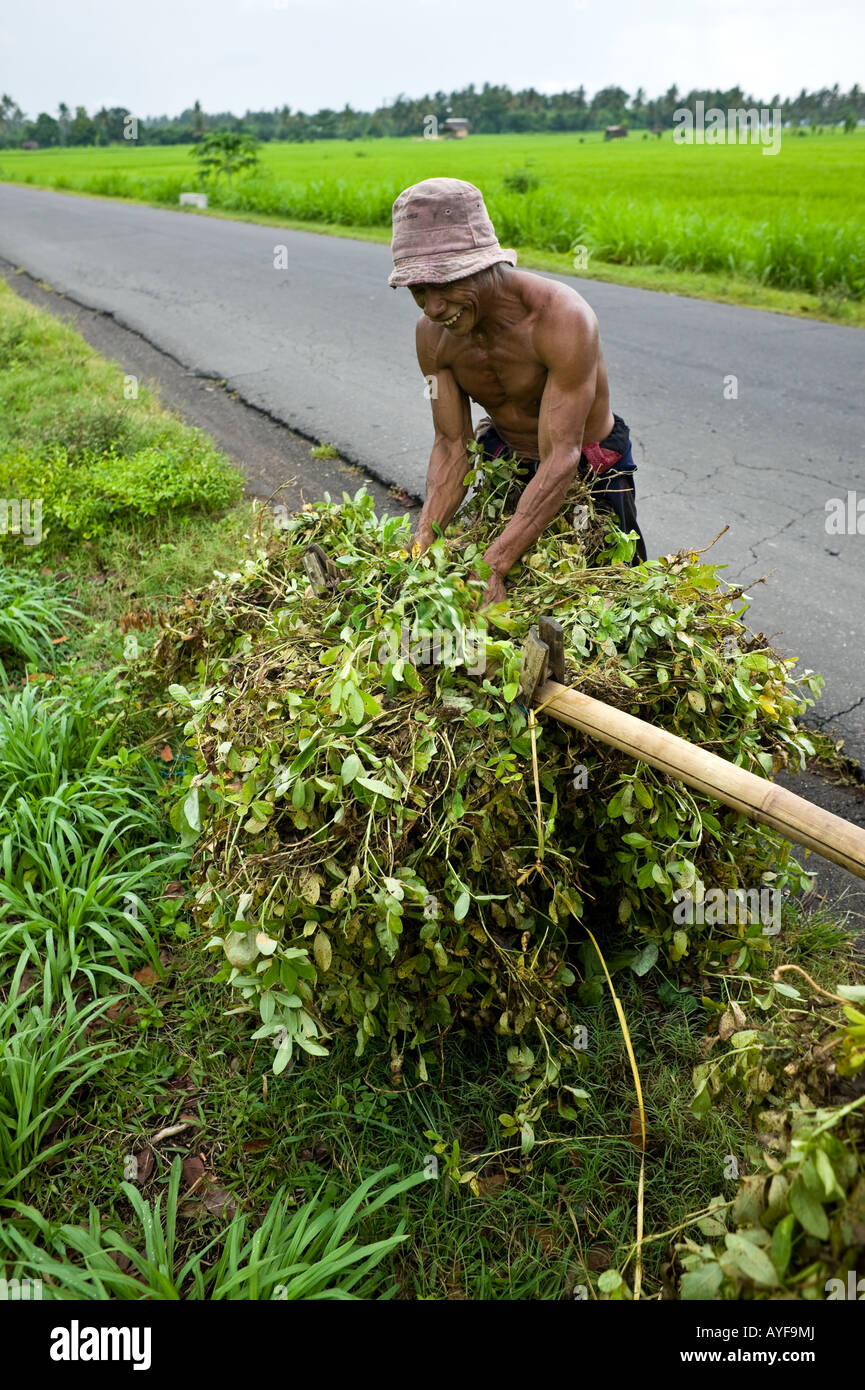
[3,132,864,298]
[1,1159,426,1299]
[0,971,120,1196]
[0,676,186,984]
[0,569,77,668]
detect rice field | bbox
[2,130,864,301]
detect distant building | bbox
[442,118,470,139]
[604,125,628,140]
[21,140,39,150]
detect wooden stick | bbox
[538,616,565,683]
[531,678,865,881]
[302,543,338,591]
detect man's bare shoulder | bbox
[517,270,599,365]
[516,269,597,332]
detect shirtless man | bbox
[388,178,647,605]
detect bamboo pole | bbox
[532,678,865,882]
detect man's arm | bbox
[414,319,475,550]
[481,306,599,593]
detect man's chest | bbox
[446,338,548,408]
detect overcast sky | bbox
[2,0,862,118]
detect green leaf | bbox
[348,688,365,724]
[789,1176,830,1239]
[259,992,275,1024]
[691,1079,712,1117]
[815,1148,845,1202]
[630,943,658,977]
[313,930,332,973]
[359,689,381,717]
[671,929,689,960]
[341,753,362,784]
[183,785,201,833]
[723,1232,778,1288]
[453,892,470,921]
[289,741,318,776]
[356,775,398,799]
[680,1263,724,1300]
[224,928,258,968]
[770,1214,795,1276]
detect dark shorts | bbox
[475,413,648,565]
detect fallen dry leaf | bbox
[167,1077,198,1098]
[203,1185,237,1218]
[718,1001,747,1040]
[136,1147,156,1184]
[181,1155,206,1188]
[528,1225,560,1255]
[178,1153,237,1220]
[241,1138,271,1154]
[474,1172,507,1197]
[586,1246,611,1272]
[159,745,174,762]
[133,965,159,987]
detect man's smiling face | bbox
[409,274,484,335]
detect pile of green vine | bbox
[146,447,821,1095]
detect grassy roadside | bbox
[1,280,864,1302]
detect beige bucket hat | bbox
[388,177,517,288]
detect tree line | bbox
[1,82,863,149]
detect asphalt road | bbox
[1,183,863,765]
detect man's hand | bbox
[412,521,435,554]
[476,564,506,608]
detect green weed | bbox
[1,1158,426,1299]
